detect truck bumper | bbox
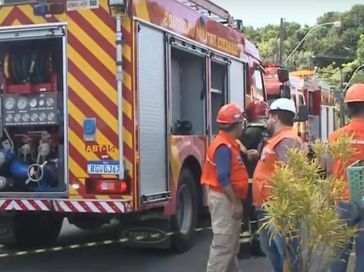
[0,199,133,214]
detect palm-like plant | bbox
[261,134,358,272]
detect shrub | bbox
[261,134,358,272]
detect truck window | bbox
[211,61,228,135]
[308,92,314,115]
[253,69,264,99]
[299,93,305,105]
[171,48,206,135]
[293,93,305,106]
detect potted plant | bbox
[261,134,358,272]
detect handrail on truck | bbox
[176,0,234,24]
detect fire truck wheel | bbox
[172,168,198,253]
[12,213,63,247]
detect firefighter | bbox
[327,84,364,272]
[238,100,270,258]
[201,103,249,272]
[253,98,302,272]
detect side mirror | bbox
[278,68,289,83]
[294,105,309,122]
[280,85,291,99]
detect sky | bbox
[211,0,363,27]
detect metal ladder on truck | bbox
[176,0,234,24]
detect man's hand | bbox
[232,200,243,219]
[247,149,259,161]
[223,185,243,219]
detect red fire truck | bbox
[264,64,309,141]
[0,0,266,251]
[290,70,337,143]
[264,65,336,143]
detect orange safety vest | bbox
[253,127,301,206]
[201,131,249,199]
[329,118,364,201]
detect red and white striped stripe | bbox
[53,200,131,213]
[0,199,133,213]
[0,199,51,211]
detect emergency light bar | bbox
[33,1,64,16]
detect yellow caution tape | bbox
[0,226,212,259]
[0,219,265,258]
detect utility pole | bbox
[279,18,284,66]
[284,21,341,65]
[339,67,345,127]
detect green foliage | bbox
[262,134,358,272]
[245,5,364,89]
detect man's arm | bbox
[321,152,332,175]
[241,126,264,150]
[214,145,243,219]
[215,145,236,202]
[274,138,302,163]
[322,136,336,175]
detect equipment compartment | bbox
[171,47,206,135]
[0,31,65,194]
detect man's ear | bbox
[270,113,278,122]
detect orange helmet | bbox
[344,84,364,103]
[246,100,269,122]
[216,103,245,124]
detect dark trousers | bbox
[239,183,264,257]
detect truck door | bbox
[137,23,168,204]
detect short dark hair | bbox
[220,122,240,132]
[270,110,295,126]
[347,102,364,117]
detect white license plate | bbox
[67,0,99,11]
[87,161,119,175]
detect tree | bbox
[244,4,364,90]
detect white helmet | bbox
[269,98,296,114]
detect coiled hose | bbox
[6,42,52,84]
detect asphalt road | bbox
[0,221,272,272]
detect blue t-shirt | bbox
[214,144,231,188]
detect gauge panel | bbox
[2,92,58,126]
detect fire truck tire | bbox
[172,168,198,253]
[12,213,63,247]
